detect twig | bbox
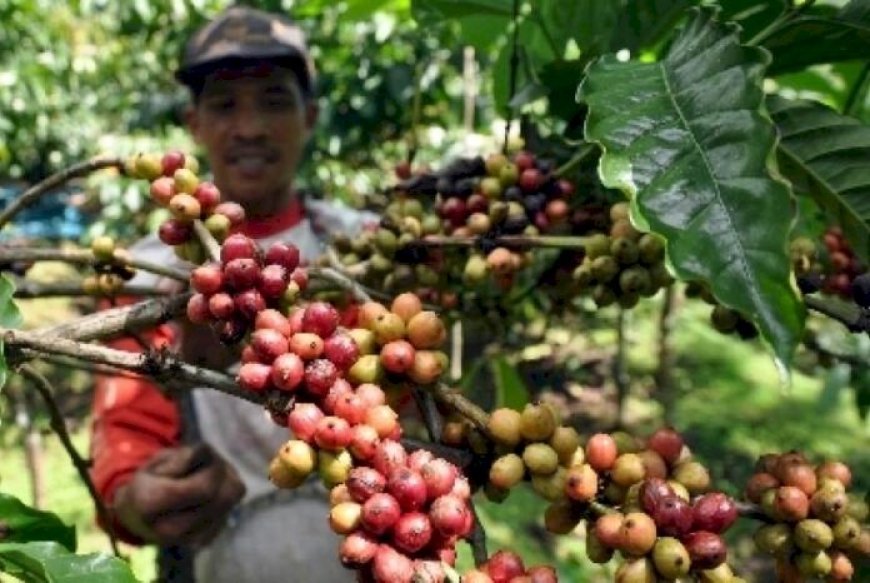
[36,293,190,342]
[13,281,167,299]
[0,247,190,283]
[736,501,773,523]
[804,295,870,334]
[308,267,372,303]
[412,388,443,443]
[0,156,124,229]
[409,235,589,251]
[17,364,122,557]
[191,219,222,263]
[3,327,261,406]
[469,502,489,567]
[431,383,490,433]
[17,350,146,379]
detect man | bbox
[89,7,371,582]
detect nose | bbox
[231,102,267,140]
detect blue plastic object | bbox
[0,183,90,241]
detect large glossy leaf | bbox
[0,274,23,391]
[0,542,138,583]
[579,7,805,368]
[764,1,870,75]
[0,494,76,552]
[768,95,870,261]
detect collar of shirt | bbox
[232,198,305,239]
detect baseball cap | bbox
[175,6,316,94]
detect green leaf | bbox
[0,542,138,583]
[610,0,699,53]
[490,355,528,410]
[411,0,510,19]
[768,95,870,261]
[0,494,76,552]
[0,274,23,391]
[579,7,805,368]
[764,1,870,75]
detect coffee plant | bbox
[2,1,870,582]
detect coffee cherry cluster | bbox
[246,296,471,582]
[331,150,578,300]
[125,150,246,263]
[570,202,672,309]
[79,235,137,296]
[820,227,864,300]
[746,452,869,581]
[186,233,308,344]
[484,404,581,504]
[684,282,759,340]
[461,549,558,582]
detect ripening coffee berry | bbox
[349,354,384,385]
[652,495,694,538]
[619,512,657,556]
[289,333,325,360]
[652,537,691,580]
[270,353,304,392]
[406,311,446,349]
[258,264,288,298]
[302,302,340,338]
[323,334,360,371]
[158,219,192,245]
[522,443,559,475]
[646,427,684,466]
[237,362,272,392]
[484,550,526,583]
[614,557,657,583]
[372,545,414,583]
[265,241,300,272]
[692,492,738,534]
[593,513,625,549]
[586,529,614,564]
[361,493,402,535]
[380,340,416,373]
[234,288,266,320]
[565,464,598,502]
[387,468,428,512]
[347,467,387,503]
[255,309,293,336]
[314,416,352,451]
[251,328,289,364]
[288,403,324,442]
[392,512,433,554]
[672,461,711,494]
[318,449,352,488]
[150,176,176,206]
[214,201,245,226]
[778,462,818,497]
[204,213,231,242]
[586,433,619,472]
[429,494,470,538]
[186,294,211,324]
[372,440,408,478]
[683,531,727,570]
[794,519,834,553]
[365,404,399,439]
[489,454,525,490]
[745,472,779,503]
[349,424,380,462]
[518,403,556,442]
[221,233,258,264]
[772,486,810,522]
[611,453,646,488]
[487,408,523,448]
[168,193,201,222]
[391,292,423,323]
[421,459,457,500]
[278,439,317,477]
[339,531,378,567]
[305,359,339,396]
[408,350,444,385]
[549,426,581,466]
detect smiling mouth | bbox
[227,152,279,176]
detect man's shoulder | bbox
[303,197,379,238]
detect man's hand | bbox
[112,444,246,547]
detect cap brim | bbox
[175,48,312,89]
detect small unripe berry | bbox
[522,443,559,475]
[489,453,525,490]
[519,403,557,442]
[278,439,317,477]
[652,537,691,580]
[487,408,523,448]
[318,449,352,488]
